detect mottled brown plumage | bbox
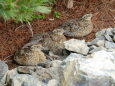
[42,29,67,56]
[59,14,93,37]
[23,29,67,57]
[14,44,46,66]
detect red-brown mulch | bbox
[0,0,115,69]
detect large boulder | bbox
[62,50,115,86]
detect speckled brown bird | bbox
[23,29,67,57]
[14,44,46,66]
[41,29,67,56]
[59,14,93,37]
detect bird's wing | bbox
[30,32,48,42]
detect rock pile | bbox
[0,27,115,86]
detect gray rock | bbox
[6,69,46,86]
[87,38,99,46]
[17,66,33,74]
[47,60,62,68]
[87,38,105,46]
[113,35,115,41]
[64,53,84,63]
[105,41,115,49]
[95,40,105,47]
[106,28,113,36]
[104,33,113,42]
[34,67,63,83]
[95,29,106,37]
[89,47,106,54]
[0,61,8,81]
[61,50,115,86]
[96,36,106,40]
[95,28,115,42]
[0,72,8,86]
[64,39,89,55]
[89,45,97,51]
[113,29,115,34]
[4,27,115,86]
[87,78,111,86]
[111,51,115,57]
[111,27,115,33]
[48,79,59,86]
[5,66,64,86]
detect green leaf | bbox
[35,14,45,19]
[0,0,54,23]
[53,11,61,18]
[35,6,51,14]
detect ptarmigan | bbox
[14,44,46,66]
[59,14,93,37]
[22,29,67,57]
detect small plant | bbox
[0,0,52,22]
[53,11,61,18]
[0,0,54,36]
[0,0,17,21]
[34,14,45,19]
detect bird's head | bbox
[53,29,64,35]
[82,14,93,20]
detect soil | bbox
[0,0,115,69]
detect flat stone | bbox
[96,36,106,40]
[88,39,106,47]
[64,39,89,55]
[89,47,107,54]
[64,53,84,63]
[87,38,99,46]
[95,29,106,37]
[105,41,115,49]
[87,38,105,46]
